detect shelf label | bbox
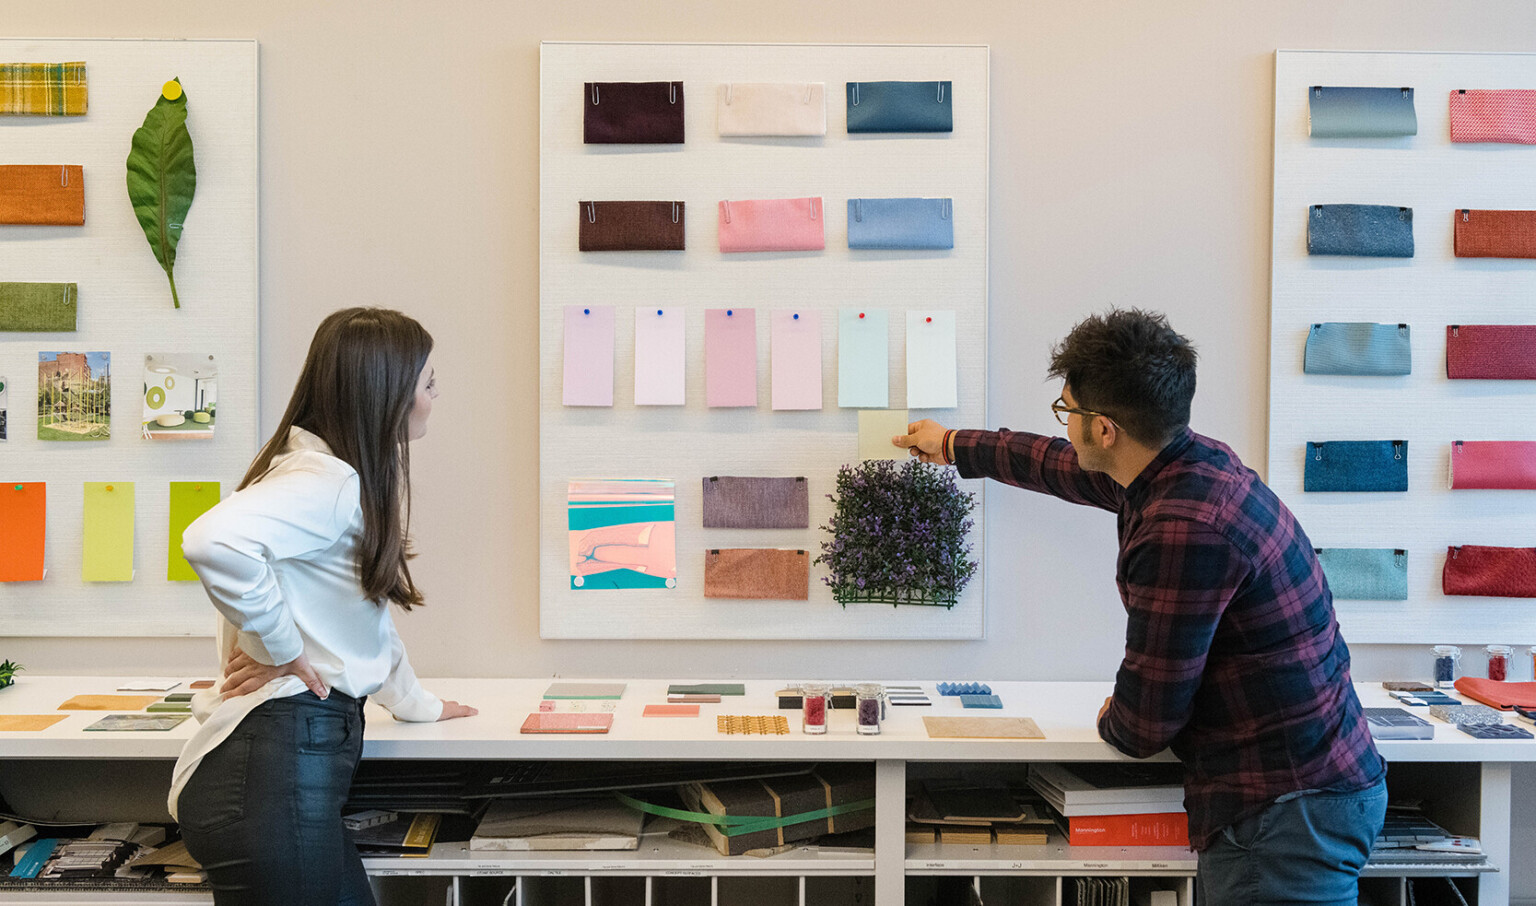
[597,863,627,871]
[538,870,568,877]
[473,870,514,877]
[1081,862,1111,869]
[664,870,707,877]
[922,862,947,869]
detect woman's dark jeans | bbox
[178,691,375,906]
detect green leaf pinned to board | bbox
[126,78,197,309]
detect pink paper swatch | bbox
[563,305,615,407]
[705,308,758,407]
[771,311,822,410]
[635,308,685,406]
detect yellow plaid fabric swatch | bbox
[0,62,88,116]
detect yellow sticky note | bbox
[168,482,219,581]
[82,482,134,582]
[858,409,910,461]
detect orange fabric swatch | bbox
[0,482,46,581]
[1454,209,1536,258]
[0,714,69,731]
[57,694,160,711]
[0,165,84,225]
[643,704,701,717]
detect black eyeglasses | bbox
[1051,396,1116,427]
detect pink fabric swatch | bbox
[1449,89,1536,144]
[771,310,822,410]
[705,308,758,407]
[562,305,615,407]
[718,197,825,252]
[634,308,685,406]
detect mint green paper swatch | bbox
[838,309,889,408]
[0,282,77,331]
[168,482,219,580]
[82,482,134,582]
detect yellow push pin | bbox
[106,485,114,492]
[162,80,183,102]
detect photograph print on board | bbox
[37,351,110,441]
[142,354,217,440]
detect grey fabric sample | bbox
[1307,205,1414,257]
[1316,548,1408,600]
[701,476,809,528]
[1303,323,1411,375]
[1308,87,1417,138]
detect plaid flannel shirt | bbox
[953,426,1384,850]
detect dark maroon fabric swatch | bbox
[583,81,685,144]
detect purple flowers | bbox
[814,460,978,608]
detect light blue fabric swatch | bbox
[1307,204,1414,257]
[1317,548,1409,600]
[838,309,890,408]
[845,81,953,133]
[847,198,954,250]
[1309,86,1417,138]
[1304,323,1411,375]
[1304,441,1408,492]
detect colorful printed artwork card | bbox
[568,479,677,589]
[168,482,220,580]
[634,308,685,405]
[770,310,822,410]
[906,311,958,409]
[0,482,45,581]
[859,409,910,461]
[705,307,757,407]
[838,309,889,408]
[142,354,216,439]
[563,305,615,407]
[38,351,110,440]
[82,482,134,582]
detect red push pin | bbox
[859,312,865,319]
[926,317,932,323]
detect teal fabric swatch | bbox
[1309,86,1417,138]
[1317,548,1408,600]
[1304,323,1411,375]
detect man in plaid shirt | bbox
[899,309,1386,904]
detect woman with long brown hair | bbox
[169,308,476,905]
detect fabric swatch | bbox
[0,482,45,581]
[770,310,822,410]
[82,482,134,582]
[838,309,890,408]
[583,81,684,144]
[1446,325,1536,380]
[1307,86,1417,137]
[703,548,810,600]
[1304,440,1408,492]
[0,282,77,332]
[1450,441,1536,490]
[0,165,84,224]
[1443,545,1536,598]
[1454,209,1536,258]
[1449,89,1536,144]
[0,62,87,115]
[563,305,615,407]
[701,476,808,529]
[846,81,953,133]
[0,714,69,731]
[578,201,685,251]
[906,311,958,409]
[1315,548,1408,600]
[634,308,685,405]
[718,197,825,253]
[704,308,757,407]
[847,197,954,250]
[1307,204,1413,257]
[58,694,161,711]
[1303,323,1410,375]
[168,482,220,581]
[717,82,826,136]
[859,409,909,462]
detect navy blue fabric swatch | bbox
[1307,205,1414,257]
[1305,441,1408,492]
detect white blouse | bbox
[167,427,442,819]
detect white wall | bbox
[6,2,1534,891]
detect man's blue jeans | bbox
[1197,777,1388,906]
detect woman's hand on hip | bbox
[438,700,479,720]
[221,647,330,700]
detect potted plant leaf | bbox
[0,660,21,690]
[815,460,978,608]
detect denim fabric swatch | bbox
[1308,87,1417,138]
[845,81,953,133]
[847,198,954,250]
[1304,323,1411,375]
[1305,441,1407,492]
[1316,548,1408,600]
[1307,205,1414,257]
[701,476,809,529]
[703,548,810,599]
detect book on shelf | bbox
[351,813,442,857]
[1027,764,1184,817]
[1062,811,1189,848]
[470,797,644,851]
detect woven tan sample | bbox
[717,714,790,735]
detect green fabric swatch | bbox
[0,282,77,331]
[168,482,220,581]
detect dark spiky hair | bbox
[1047,309,1197,447]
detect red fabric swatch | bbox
[1445,325,1536,380]
[1449,89,1536,144]
[1453,209,1536,258]
[1454,677,1536,710]
[1442,545,1536,597]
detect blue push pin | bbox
[583,308,590,315]
[657,309,664,316]
[793,313,799,320]
[727,309,733,317]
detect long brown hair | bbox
[240,307,433,609]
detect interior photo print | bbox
[141,354,217,440]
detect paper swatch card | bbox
[568,479,676,589]
[838,309,889,408]
[563,305,615,407]
[634,308,685,405]
[705,308,757,407]
[770,310,822,410]
[0,482,46,581]
[82,482,134,582]
[859,409,909,461]
[168,482,219,581]
[906,311,958,409]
